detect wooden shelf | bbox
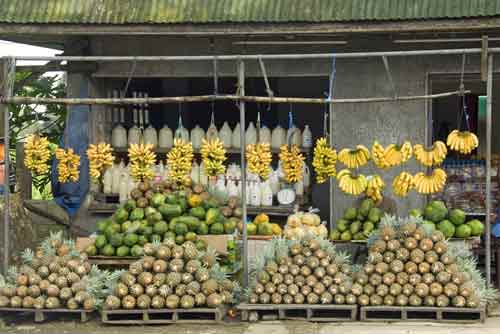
[112,146,311,155]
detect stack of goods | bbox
[0,232,109,310]
[103,240,239,310]
[244,213,282,237]
[354,215,496,308]
[87,181,243,257]
[246,237,355,305]
[330,199,384,242]
[410,201,484,239]
[282,210,328,240]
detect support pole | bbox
[238,60,248,288]
[2,57,15,274]
[328,57,336,231]
[485,54,493,285]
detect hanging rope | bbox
[457,54,471,131]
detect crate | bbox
[101,307,225,325]
[360,306,485,323]
[237,304,357,322]
[0,308,93,323]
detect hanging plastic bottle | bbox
[259,125,272,145]
[232,122,241,148]
[303,164,311,190]
[287,111,302,146]
[260,180,273,206]
[219,121,232,148]
[155,161,165,183]
[144,125,158,148]
[102,167,113,194]
[295,178,304,196]
[111,161,124,194]
[302,125,313,148]
[190,124,205,150]
[199,161,208,186]
[216,176,227,194]
[175,109,189,142]
[111,124,127,148]
[250,181,261,206]
[128,125,142,146]
[126,174,136,200]
[227,178,239,198]
[206,112,219,141]
[158,125,173,149]
[190,161,200,184]
[246,122,257,145]
[246,181,252,205]
[271,125,286,149]
[269,169,281,195]
[119,171,129,204]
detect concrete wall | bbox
[70,36,498,226]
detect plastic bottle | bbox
[102,167,113,194]
[303,165,311,190]
[119,172,129,204]
[246,122,257,145]
[250,181,261,206]
[158,125,173,149]
[206,112,218,141]
[227,178,239,198]
[288,126,302,147]
[111,161,124,194]
[190,124,205,150]
[302,125,312,148]
[259,125,272,145]
[269,169,281,195]
[144,125,158,148]
[111,124,127,148]
[260,180,273,206]
[232,123,241,148]
[199,162,208,186]
[271,125,286,149]
[190,161,200,184]
[128,125,142,146]
[219,121,232,148]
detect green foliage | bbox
[9,71,67,198]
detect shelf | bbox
[465,212,487,217]
[112,146,311,155]
[88,202,118,214]
[447,176,499,183]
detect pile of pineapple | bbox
[354,216,496,308]
[0,232,108,310]
[247,238,356,305]
[104,240,239,310]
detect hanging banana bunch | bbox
[312,137,337,184]
[366,174,385,203]
[384,141,413,167]
[446,130,479,154]
[414,168,447,194]
[167,138,194,185]
[279,144,305,183]
[413,141,447,167]
[55,148,80,183]
[336,169,367,196]
[24,134,51,176]
[392,171,414,197]
[371,141,390,169]
[87,143,114,180]
[338,145,370,169]
[246,143,272,180]
[128,143,156,182]
[201,138,227,177]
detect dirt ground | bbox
[2,316,500,334]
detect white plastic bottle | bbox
[111,161,124,194]
[111,124,127,148]
[158,125,173,149]
[259,125,272,145]
[260,180,273,206]
[119,172,129,204]
[271,125,286,149]
[199,162,208,186]
[232,123,241,148]
[250,181,261,206]
[246,122,257,145]
[227,178,239,198]
[219,121,232,148]
[102,167,113,194]
[190,125,205,150]
[190,161,200,184]
[144,125,158,148]
[128,125,142,146]
[206,113,218,141]
[302,125,312,148]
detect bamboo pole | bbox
[485,54,493,285]
[0,90,471,106]
[238,60,248,289]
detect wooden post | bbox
[15,142,32,200]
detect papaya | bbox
[175,216,200,232]
[187,194,203,208]
[159,204,182,220]
[189,207,206,220]
[206,208,222,225]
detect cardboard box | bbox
[76,237,95,252]
[197,235,233,256]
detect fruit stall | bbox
[0,46,499,326]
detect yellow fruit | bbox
[271,223,282,236]
[128,143,156,182]
[24,134,51,176]
[366,175,385,203]
[55,148,80,183]
[254,213,270,225]
[338,145,370,169]
[312,137,337,184]
[87,143,114,180]
[413,141,447,167]
[336,169,367,196]
[446,130,479,154]
[392,171,414,197]
[414,168,447,194]
[279,145,305,183]
[167,139,194,185]
[246,143,272,180]
[201,138,227,177]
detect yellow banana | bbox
[55,147,80,183]
[24,134,52,176]
[312,137,337,184]
[446,130,479,154]
[279,144,305,183]
[246,143,272,180]
[201,138,227,177]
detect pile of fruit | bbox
[330,199,384,242]
[246,238,356,305]
[283,211,328,240]
[245,213,282,237]
[103,240,238,310]
[0,232,109,310]
[410,201,484,239]
[87,181,243,257]
[354,215,494,307]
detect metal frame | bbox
[0,47,495,287]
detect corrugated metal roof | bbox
[1,0,500,24]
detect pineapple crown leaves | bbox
[40,239,56,257]
[209,263,228,283]
[270,237,289,259]
[334,250,351,265]
[6,266,18,284]
[21,248,34,264]
[351,264,363,274]
[0,274,6,288]
[242,287,254,302]
[152,239,162,249]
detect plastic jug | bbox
[119,172,129,204]
[102,167,113,194]
[259,125,272,145]
[302,125,313,148]
[144,125,158,148]
[271,125,286,149]
[175,113,189,142]
[260,180,273,206]
[190,161,200,184]
[190,124,205,150]
[206,112,218,141]
[269,170,281,195]
[158,125,173,149]
[288,126,302,147]
[232,123,241,148]
[111,161,124,194]
[227,178,239,198]
[250,181,261,206]
[219,121,232,148]
[128,125,142,146]
[111,124,127,148]
[199,162,208,186]
[246,122,257,145]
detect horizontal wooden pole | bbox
[0,90,470,106]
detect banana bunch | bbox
[24,134,51,176]
[384,141,413,167]
[372,141,390,169]
[279,144,305,183]
[55,148,80,183]
[413,141,447,167]
[366,174,385,203]
[392,171,414,197]
[338,145,370,169]
[201,138,227,177]
[246,143,272,180]
[87,143,114,180]
[128,143,156,182]
[167,138,194,185]
[337,169,367,195]
[446,130,479,154]
[312,137,337,184]
[414,168,447,194]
